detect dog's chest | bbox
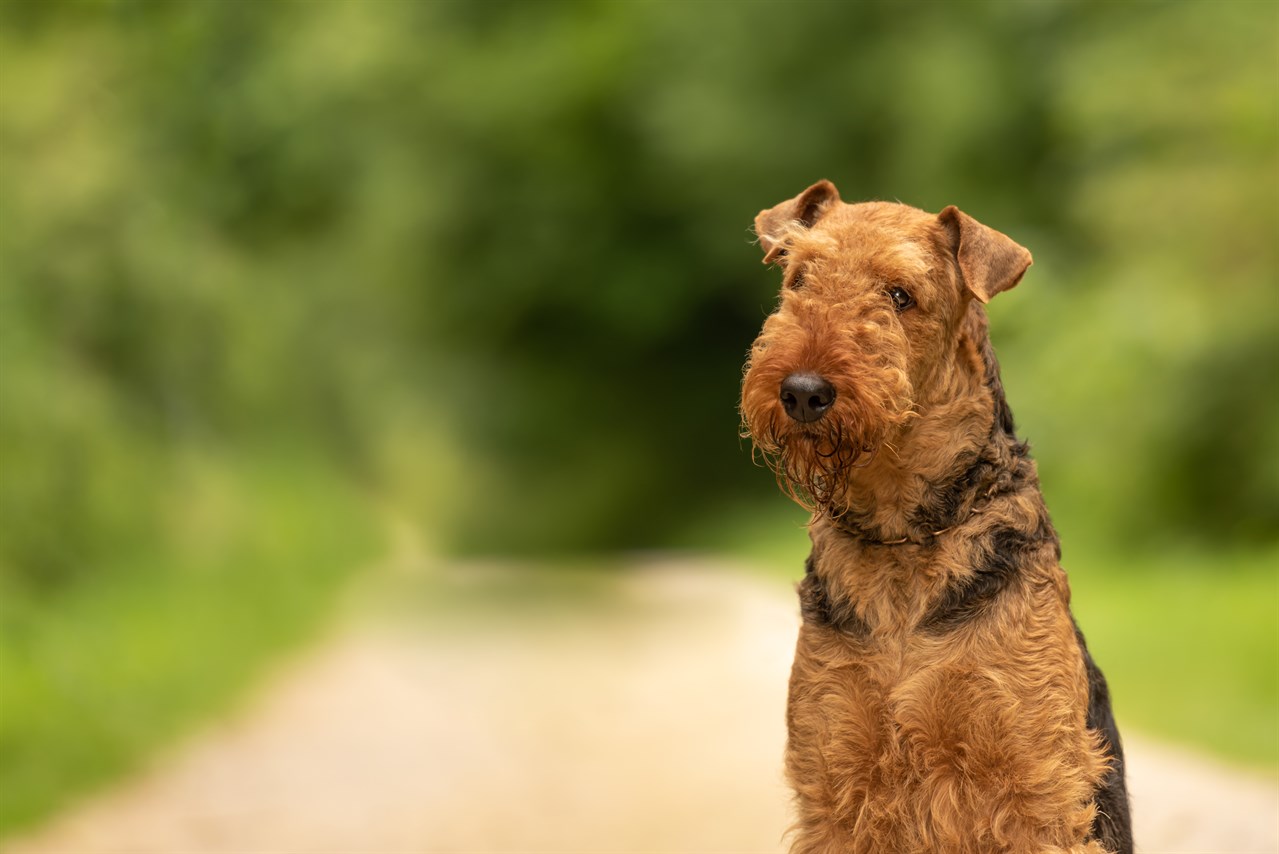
[794,559,987,765]
[805,544,958,639]
[786,550,1094,841]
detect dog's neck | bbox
[827,307,1032,545]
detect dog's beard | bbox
[744,414,882,511]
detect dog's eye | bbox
[888,286,914,311]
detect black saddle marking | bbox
[1076,620,1134,852]
[918,526,1034,634]
[798,553,870,638]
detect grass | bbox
[687,503,1279,774]
[0,450,382,837]
[1,471,1272,841]
[1068,545,1279,773]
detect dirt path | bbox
[4,558,1276,854]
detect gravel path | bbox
[5,559,1276,854]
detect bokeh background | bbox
[1,0,1276,839]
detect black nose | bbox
[780,373,836,423]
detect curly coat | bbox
[740,181,1132,854]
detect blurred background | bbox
[1,0,1276,845]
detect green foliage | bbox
[3,0,1275,558]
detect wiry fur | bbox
[740,182,1132,854]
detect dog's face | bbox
[739,180,1031,510]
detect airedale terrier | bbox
[740,181,1132,853]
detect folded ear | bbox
[754,180,840,264]
[937,206,1033,303]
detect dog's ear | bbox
[937,206,1033,303]
[754,180,841,264]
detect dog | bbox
[740,180,1132,853]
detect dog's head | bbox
[739,180,1032,511]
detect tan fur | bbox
[741,183,1115,853]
